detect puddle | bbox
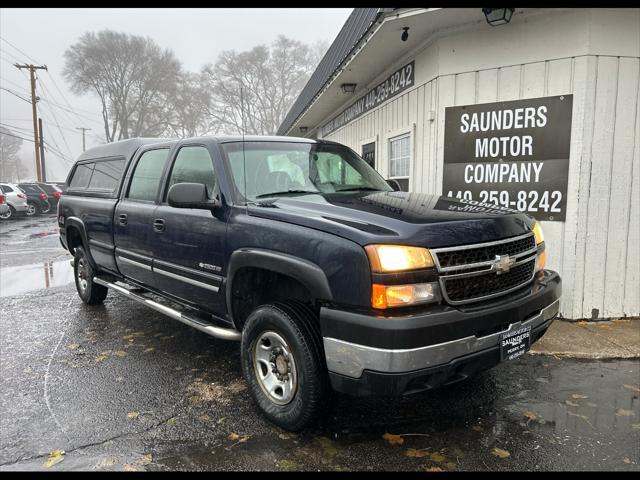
[0,260,74,297]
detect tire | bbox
[241,301,328,431]
[0,206,14,220]
[38,201,51,214]
[74,246,108,305]
[25,202,37,216]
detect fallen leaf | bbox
[572,394,589,399]
[565,400,580,407]
[382,433,404,445]
[238,435,250,443]
[198,414,210,422]
[524,411,538,422]
[424,466,444,472]
[575,321,588,326]
[217,417,226,424]
[471,425,483,432]
[167,416,178,425]
[94,456,117,469]
[405,448,430,458]
[136,453,152,466]
[492,447,511,459]
[315,437,337,457]
[616,409,635,417]
[567,412,595,428]
[611,319,631,323]
[623,457,632,464]
[122,464,143,472]
[228,432,240,441]
[445,462,457,470]
[127,412,139,419]
[95,354,108,363]
[44,449,65,468]
[278,459,297,469]
[67,343,79,350]
[623,384,640,393]
[430,452,446,462]
[143,347,155,353]
[112,350,128,357]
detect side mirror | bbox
[386,178,402,191]
[167,182,218,210]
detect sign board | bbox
[442,95,573,221]
[322,61,414,136]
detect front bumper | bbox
[320,270,561,396]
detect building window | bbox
[389,134,410,191]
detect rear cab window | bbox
[67,157,126,197]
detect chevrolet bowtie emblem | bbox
[494,254,516,274]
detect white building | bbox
[278,8,640,320]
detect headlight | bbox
[533,222,544,245]
[372,282,441,309]
[365,244,434,273]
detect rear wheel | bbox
[38,201,51,214]
[25,203,37,216]
[241,301,328,431]
[0,206,14,220]
[74,246,108,305]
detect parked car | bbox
[58,137,561,431]
[0,183,30,219]
[17,182,52,215]
[36,182,63,210]
[0,186,10,219]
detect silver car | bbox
[0,183,30,219]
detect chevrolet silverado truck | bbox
[58,136,561,430]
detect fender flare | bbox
[65,217,97,269]
[226,248,333,322]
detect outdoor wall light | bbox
[340,83,357,94]
[299,126,308,134]
[401,27,409,42]
[482,8,515,26]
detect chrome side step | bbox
[93,276,241,341]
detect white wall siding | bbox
[323,52,640,319]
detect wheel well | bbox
[230,267,317,330]
[66,226,83,255]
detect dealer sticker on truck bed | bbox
[500,325,532,361]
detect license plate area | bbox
[500,325,531,361]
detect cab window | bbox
[166,146,217,199]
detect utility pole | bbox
[38,118,46,182]
[15,63,47,181]
[76,127,91,152]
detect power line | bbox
[0,86,32,104]
[0,36,42,65]
[38,101,74,160]
[0,130,35,143]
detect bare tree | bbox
[0,127,28,181]
[63,30,182,142]
[203,35,328,135]
[167,71,215,138]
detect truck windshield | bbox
[221,142,392,202]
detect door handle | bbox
[119,213,128,225]
[153,218,165,233]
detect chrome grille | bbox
[432,233,537,305]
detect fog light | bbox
[372,282,441,309]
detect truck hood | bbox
[247,191,535,248]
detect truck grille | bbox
[435,235,535,269]
[442,259,535,303]
[432,233,538,305]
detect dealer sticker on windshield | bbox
[500,325,532,361]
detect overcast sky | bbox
[0,8,351,181]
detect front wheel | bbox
[74,246,108,305]
[241,301,328,431]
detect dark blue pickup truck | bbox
[58,136,561,430]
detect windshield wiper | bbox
[335,186,383,192]
[255,189,318,198]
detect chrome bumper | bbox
[323,299,560,379]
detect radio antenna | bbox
[240,84,248,210]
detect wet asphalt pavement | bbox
[0,215,639,471]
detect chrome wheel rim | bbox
[26,204,36,216]
[253,331,297,405]
[77,257,88,292]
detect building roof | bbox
[276,8,387,136]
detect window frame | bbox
[162,144,218,204]
[387,132,411,181]
[124,147,172,204]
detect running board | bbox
[93,276,241,341]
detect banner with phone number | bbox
[442,95,573,222]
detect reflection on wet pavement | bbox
[0,260,74,297]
